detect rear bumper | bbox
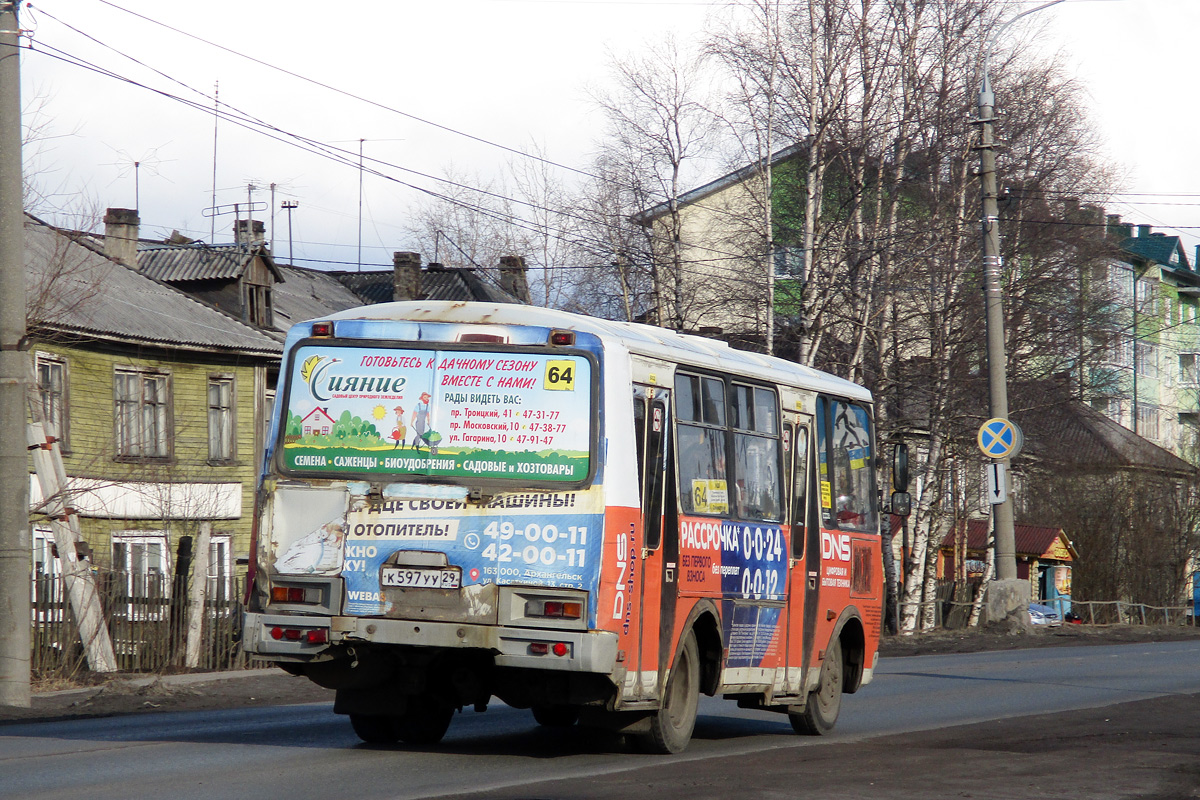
[244,612,619,673]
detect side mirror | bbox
[892,443,909,493]
[890,491,912,517]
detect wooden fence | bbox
[31,570,263,677]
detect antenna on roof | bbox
[210,81,219,243]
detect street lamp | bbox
[976,0,1064,594]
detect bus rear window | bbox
[278,344,594,483]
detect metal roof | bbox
[138,242,284,283]
[1015,400,1195,477]
[328,266,523,305]
[945,520,1076,560]
[271,264,368,334]
[25,219,282,357]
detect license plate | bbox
[381,567,461,589]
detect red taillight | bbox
[552,642,568,657]
[549,330,575,346]
[527,599,583,619]
[270,585,317,604]
[529,642,549,655]
[270,626,327,644]
[311,321,333,337]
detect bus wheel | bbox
[349,713,401,744]
[790,636,843,735]
[532,704,580,727]
[639,630,700,754]
[396,696,454,745]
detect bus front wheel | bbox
[790,636,843,735]
[639,630,700,754]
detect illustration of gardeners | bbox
[390,405,407,448]
[411,391,432,449]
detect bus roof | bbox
[322,301,872,403]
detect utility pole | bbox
[282,200,298,266]
[976,69,1017,584]
[975,0,1063,620]
[0,0,31,707]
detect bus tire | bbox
[639,630,700,754]
[532,704,580,727]
[349,713,400,744]
[790,636,843,736]
[396,695,454,745]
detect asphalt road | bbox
[3,640,1198,800]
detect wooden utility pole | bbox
[26,421,118,672]
[0,0,30,708]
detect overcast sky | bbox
[18,0,1200,272]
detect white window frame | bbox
[112,531,171,619]
[36,352,69,451]
[114,368,171,461]
[207,533,234,606]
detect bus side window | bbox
[730,384,781,522]
[817,398,834,528]
[792,424,809,558]
[644,399,669,550]
[633,392,648,498]
[634,388,668,550]
[830,401,876,533]
[675,374,728,516]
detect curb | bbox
[35,666,285,700]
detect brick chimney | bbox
[393,251,422,301]
[233,219,266,246]
[498,256,530,303]
[103,207,140,267]
[1137,224,1152,238]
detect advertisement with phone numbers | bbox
[678,515,787,667]
[280,346,593,482]
[339,489,605,619]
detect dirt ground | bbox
[2,623,1198,724]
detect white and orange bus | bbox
[243,302,885,753]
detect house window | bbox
[208,534,233,604]
[112,531,170,619]
[208,376,236,463]
[1181,354,1197,385]
[36,353,69,450]
[1137,405,1160,439]
[1109,263,1133,305]
[1135,342,1156,378]
[1109,335,1133,368]
[114,368,171,460]
[246,283,273,327]
[1135,278,1157,317]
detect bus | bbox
[243,302,885,753]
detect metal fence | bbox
[895,581,1197,630]
[31,571,264,677]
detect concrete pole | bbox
[0,0,30,707]
[975,1,1064,625]
[976,72,1017,584]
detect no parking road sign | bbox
[977,417,1023,460]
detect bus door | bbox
[632,385,672,699]
[782,414,816,695]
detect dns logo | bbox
[821,531,851,562]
